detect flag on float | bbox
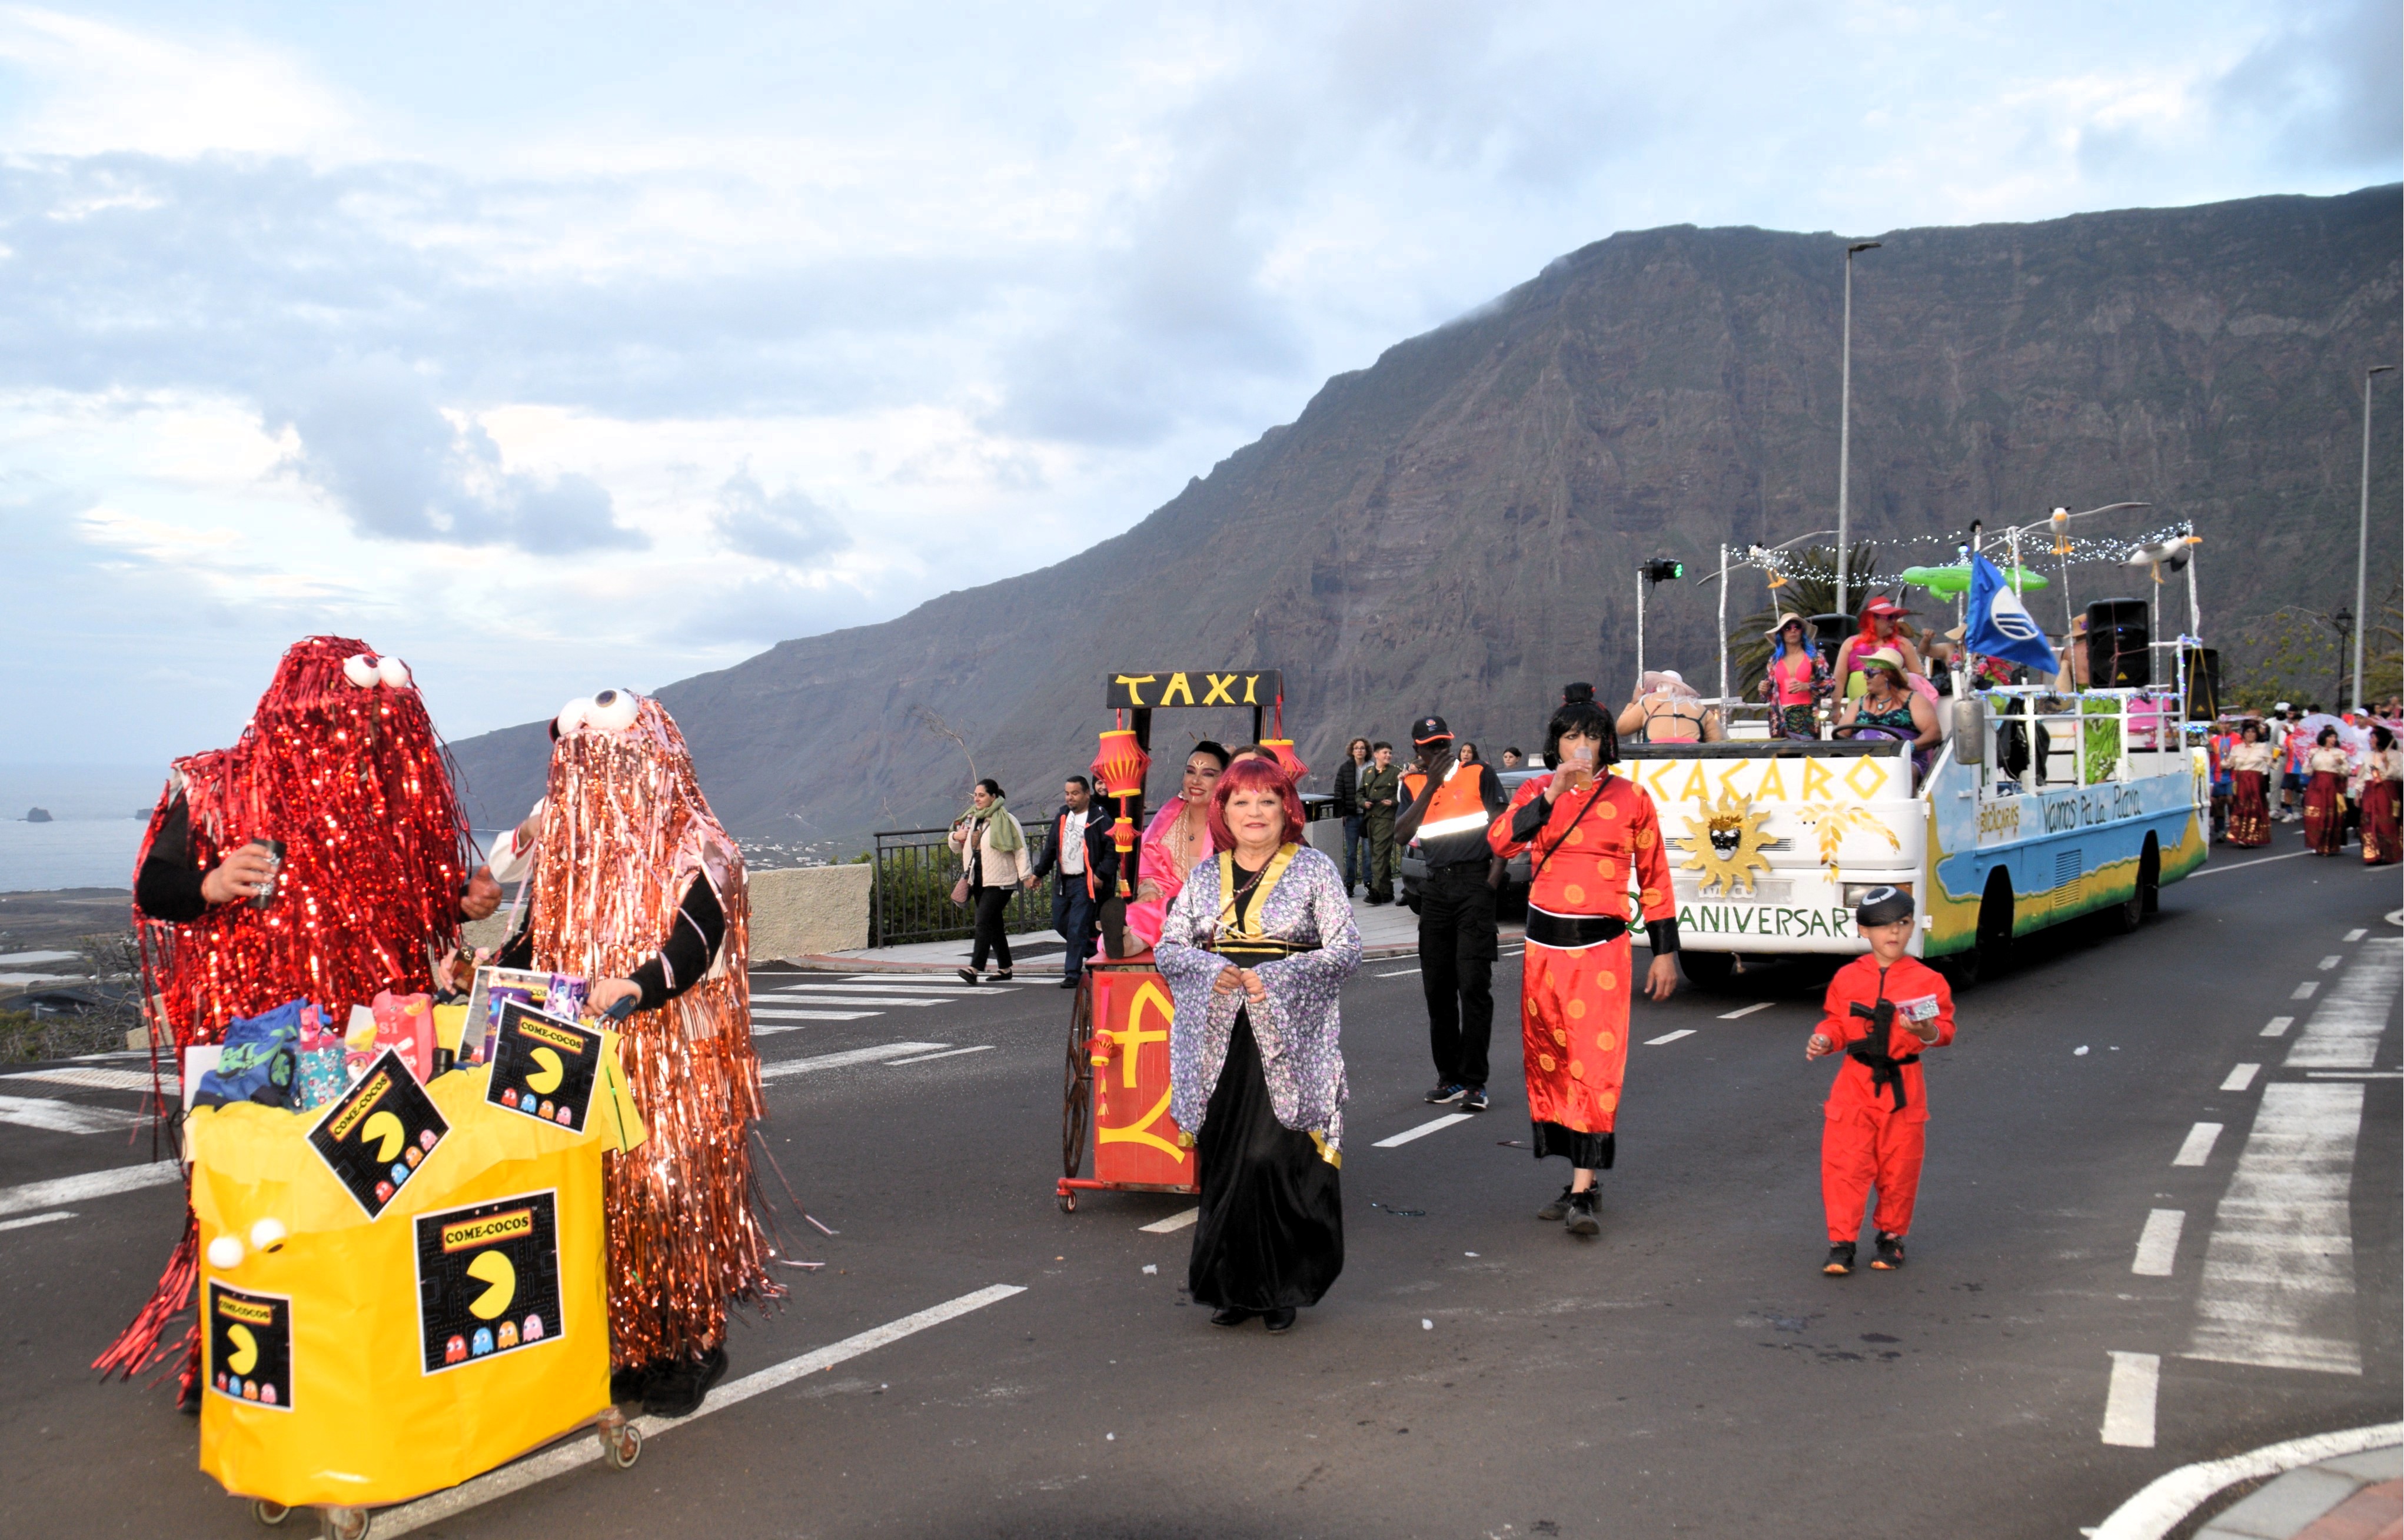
[1965,553,2059,675]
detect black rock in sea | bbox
[24,807,52,823]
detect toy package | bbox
[343,1005,380,1081]
[292,1005,348,1110]
[193,1001,303,1109]
[458,967,588,1065]
[371,990,437,1082]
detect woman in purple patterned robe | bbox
[1155,757,1362,1333]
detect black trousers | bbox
[1418,863,1498,1088]
[969,886,1013,972]
[1051,881,1098,979]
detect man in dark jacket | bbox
[1028,776,1120,988]
[1331,738,1370,894]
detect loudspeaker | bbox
[1808,613,1851,670]
[2183,646,2221,720]
[2084,598,2150,688]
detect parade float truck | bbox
[1637,686,2208,989]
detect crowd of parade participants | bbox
[114,620,2404,1422]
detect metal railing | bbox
[868,827,1052,949]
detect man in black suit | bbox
[1027,776,1120,989]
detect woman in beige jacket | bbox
[950,779,1031,982]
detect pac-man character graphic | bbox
[471,1328,494,1357]
[537,1099,554,1121]
[374,1179,395,1205]
[260,1384,277,1405]
[444,1335,467,1365]
[501,1088,519,1109]
[404,1145,422,1168]
[526,1046,566,1096]
[466,1249,516,1321]
[418,1128,439,1152]
[522,1313,544,1342]
[225,1323,260,1377]
[361,1109,405,1163]
[496,1321,519,1350]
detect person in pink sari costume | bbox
[1125,741,1232,949]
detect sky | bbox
[2,0,2396,769]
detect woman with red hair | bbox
[1153,756,1361,1333]
[1832,597,1924,703]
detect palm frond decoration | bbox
[1791,801,1900,878]
[1727,543,1887,695]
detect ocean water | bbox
[0,817,149,893]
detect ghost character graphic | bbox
[444,1335,467,1365]
[496,1321,519,1349]
[471,1328,494,1357]
[523,1313,544,1342]
[419,1127,439,1152]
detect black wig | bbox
[1543,699,1619,769]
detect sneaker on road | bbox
[1461,1086,1489,1113]
[1824,1241,1857,1276]
[1536,1184,1576,1222]
[1424,1082,1466,1105]
[1871,1232,1906,1270]
[1565,1188,1600,1237]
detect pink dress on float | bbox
[1124,797,1213,949]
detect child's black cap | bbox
[1854,886,1914,927]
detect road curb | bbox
[2090,1423,2402,1540]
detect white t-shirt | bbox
[1061,809,1088,874]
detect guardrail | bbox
[868,826,1050,949]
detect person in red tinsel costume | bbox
[97,636,500,1408]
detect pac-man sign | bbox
[205,1282,293,1412]
[1104,670,1282,710]
[484,1000,601,1133]
[414,1190,562,1375]
[307,1048,448,1219]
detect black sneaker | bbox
[642,1345,730,1419]
[1536,1184,1577,1222]
[1824,1242,1857,1276]
[1565,1188,1600,1236]
[1262,1307,1298,1333]
[1461,1086,1489,1113]
[1210,1307,1252,1328]
[1871,1232,1906,1270]
[1424,1082,1465,1105]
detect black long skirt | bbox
[1188,1010,1344,1311]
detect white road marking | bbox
[376,1284,1028,1538]
[2185,849,2313,877]
[2260,1016,2295,1038]
[2219,1064,2260,1092]
[4,1067,172,1095]
[2292,980,2319,1000]
[1376,967,1423,977]
[1718,1002,1774,1019]
[2171,1123,2222,1166]
[824,979,1000,992]
[0,1162,180,1219]
[0,1210,75,1233]
[2090,1420,2403,1540]
[884,1046,994,1065]
[1139,1208,1200,1234]
[1373,1113,1475,1149]
[2319,954,2343,970]
[0,1095,143,1135]
[2306,1070,2403,1079]
[762,993,944,1007]
[2285,944,2398,1072]
[2101,1351,2159,1447]
[757,1043,947,1080]
[2344,929,2368,942]
[2132,1209,2185,1277]
[1646,1029,1696,1046]
[2186,1081,2365,1376]
[750,1011,876,1027]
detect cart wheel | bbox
[1057,1188,1077,1215]
[1060,985,1092,1181]
[320,1507,370,1540]
[251,1499,291,1527]
[599,1410,643,1469]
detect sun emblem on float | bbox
[1677,790,1775,897]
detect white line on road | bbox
[2171,1123,2222,1166]
[2219,1064,2260,1092]
[2306,1070,2403,1079]
[2292,980,2319,1000]
[1376,967,1422,977]
[1139,1208,1199,1234]
[751,1013,877,1031]
[758,1043,947,1080]
[0,1162,179,1219]
[2132,1209,2185,1277]
[2285,942,2399,1072]
[2344,929,2368,942]
[2186,1080,2365,1376]
[3,1067,171,1094]
[376,1284,1028,1538]
[1718,1003,1774,1020]
[1373,1113,1475,1148]
[0,1095,144,1135]
[762,994,945,1007]
[2100,1351,2159,1447]
[2184,849,2313,877]
[822,979,1003,993]
[2260,1016,2295,1037]
[884,1046,994,1065]
[1646,1029,1696,1046]
[2090,1421,2404,1540]
[2318,954,2342,970]
[0,1210,75,1233]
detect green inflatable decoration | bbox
[1897,563,2050,597]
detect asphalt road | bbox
[2,845,2397,1539]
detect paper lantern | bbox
[1108,814,1138,897]
[1261,738,1308,784]
[1091,728,1151,799]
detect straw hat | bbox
[1856,646,1908,676]
[1764,612,1810,638]
[1640,670,1699,698]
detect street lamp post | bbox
[1835,240,1881,619]
[2333,606,2355,709]
[2353,365,2396,713]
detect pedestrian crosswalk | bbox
[746,972,1020,1075]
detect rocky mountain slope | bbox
[451,185,2403,843]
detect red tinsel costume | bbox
[511,695,774,1371]
[97,636,472,1395]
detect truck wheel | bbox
[2102,835,2161,936]
[1951,873,2013,988]
[1678,952,1737,994]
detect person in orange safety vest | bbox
[1807,884,1954,1275]
[1487,689,1680,1238]
[1396,713,1509,1112]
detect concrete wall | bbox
[458,863,875,961]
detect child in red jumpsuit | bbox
[1808,885,1953,1274]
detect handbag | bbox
[950,873,972,906]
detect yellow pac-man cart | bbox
[188,1040,644,1539]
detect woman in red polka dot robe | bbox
[1488,691,1681,1237]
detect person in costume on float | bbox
[1759,614,1831,740]
[488,688,772,1419]
[1832,596,1924,701]
[1125,741,1231,949]
[103,636,501,1408]
[1807,886,1954,1275]
[1486,694,1680,1239]
[1154,757,1361,1333]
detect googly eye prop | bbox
[342,653,413,690]
[587,689,640,731]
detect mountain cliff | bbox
[451,185,2404,843]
